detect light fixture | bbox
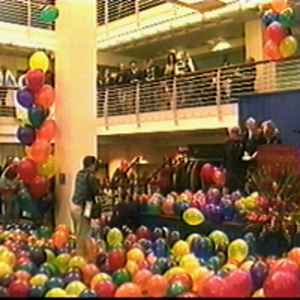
[212,40,232,51]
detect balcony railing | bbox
[0,0,55,30]
[97,0,165,26]
[97,57,300,123]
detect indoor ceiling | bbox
[101,8,258,59]
[0,44,34,57]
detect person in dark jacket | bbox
[223,126,245,193]
[71,156,99,258]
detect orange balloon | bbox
[133,270,152,292]
[271,0,288,13]
[26,139,50,164]
[115,283,142,298]
[14,270,31,282]
[55,225,69,235]
[52,231,67,248]
[36,119,57,142]
[35,85,55,108]
[288,248,300,266]
[146,274,168,297]
[82,264,99,285]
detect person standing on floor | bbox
[71,156,99,258]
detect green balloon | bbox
[112,269,131,286]
[168,281,188,297]
[16,262,38,275]
[16,191,37,214]
[279,7,295,28]
[38,226,52,239]
[40,262,61,277]
[147,201,160,216]
[53,253,71,274]
[208,230,229,253]
[28,107,46,129]
[39,5,59,23]
[44,249,55,263]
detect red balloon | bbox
[26,139,50,164]
[225,270,252,297]
[136,226,151,240]
[36,119,57,142]
[202,275,228,298]
[108,249,126,271]
[94,280,117,297]
[26,70,45,94]
[137,259,149,270]
[35,85,55,108]
[18,158,37,183]
[267,21,285,44]
[162,198,174,216]
[212,170,226,188]
[126,234,137,243]
[8,280,30,297]
[200,163,214,184]
[264,271,300,298]
[269,258,300,279]
[82,264,99,285]
[264,40,281,60]
[29,176,49,199]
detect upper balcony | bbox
[96,56,300,135]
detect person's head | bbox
[119,63,125,72]
[167,52,176,65]
[129,60,137,70]
[146,57,154,67]
[83,156,99,172]
[104,68,111,77]
[246,57,255,63]
[1,65,7,73]
[229,126,242,141]
[262,120,276,139]
[245,117,257,131]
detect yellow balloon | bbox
[208,230,229,252]
[107,228,123,246]
[0,246,9,255]
[65,281,86,296]
[180,254,200,275]
[240,260,255,271]
[125,260,139,277]
[183,208,205,226]
[68,256,86,271]
[186,233,202,246]
[46,288,67,298]
[38,156,57,178]
[190,267,213,294]
[164,267,186,279]
[0,262,13,277]
[253,288,265,298]
[90,273,112,290]
[222,263,238,272]
[172,240,190,259]
[227,239,249,263]
[280,36,298,58]
[0,251,16,267]
[127,248,145,263]
[30,274,49,286]
[29,51,49,72]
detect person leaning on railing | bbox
[115,63,128,115]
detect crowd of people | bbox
[223,118,281,193]
[97,51,257,115]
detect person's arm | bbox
[89,174,99,199]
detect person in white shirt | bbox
[0,65,17,108]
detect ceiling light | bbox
[212,40,231,51]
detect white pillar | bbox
[55,0,98,227]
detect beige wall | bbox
[0,53,28,76]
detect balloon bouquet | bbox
[15,51,57,218]
[262,0,298,60]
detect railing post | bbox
[135,0,140,27]
[27,0,31,36]
[216,68,222,121]
[171,77,178,126]
[136,83,141,128]
[104,88,109,130]
[105,0,109,36]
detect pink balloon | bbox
[264,40,281,60]
[267,21,285,44]
[225,270,252,297]
[17,158,37,183]
[29,175,50,199]
[162,198,174,216]
[26,70,45,94]
[202,276,229,298]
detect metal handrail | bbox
[97,57,300,122]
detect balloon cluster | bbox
[0,222,300,297]
[15,51,57,216]
[262,0,298,60]
[140,189,242,225]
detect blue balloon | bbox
[154,238,167,258]
[80,290,97,298]
[30,285,46,298]
[262,11,279,26]
[45,277,64,290]
[139,238,152,252]
[191,237,213,260]
[250,260,269,291]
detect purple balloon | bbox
[16,88,34,109]
[63,272,81,285]
[16,125,36,146]
[207,188,221,205]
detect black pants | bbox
[227,171,245,193]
